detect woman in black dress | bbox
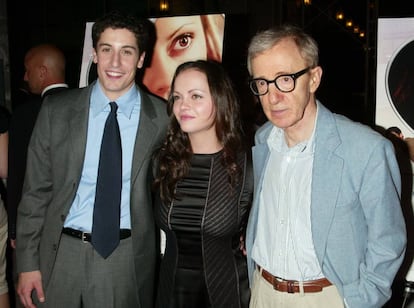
[153,60,253,308]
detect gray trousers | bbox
[35,233,139,308]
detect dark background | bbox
[2,1,414,307]
[4,0,414,126]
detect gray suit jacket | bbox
[16,82,168,307]
[246,101,406,308]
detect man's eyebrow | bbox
[97,43,137,50]
[121,45,138,50]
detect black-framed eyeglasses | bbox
[249,67,311,96]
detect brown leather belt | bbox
[259,267,332,293]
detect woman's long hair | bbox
[154,60,244,203]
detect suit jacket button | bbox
[60,215,65,221]
[52,244,57,251]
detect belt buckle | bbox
[287,280,295,293]
[81,232,88,243]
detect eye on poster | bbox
[79,14,225,102]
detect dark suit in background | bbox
[8,42,68,245]
[8,86,67,241]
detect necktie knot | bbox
[109,101,118,114]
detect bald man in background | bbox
[8,44,69,248]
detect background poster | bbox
[79,14,225,101]
[377,18,414,283]
[79,14,225,253]
[79,22,94,89]
[376,17,414,137]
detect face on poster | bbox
[79,14,225,101]
[376,17,414,137]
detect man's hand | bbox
[17,271,45,308]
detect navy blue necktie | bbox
[91,102,122,258]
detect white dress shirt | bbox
[252,120,324,281]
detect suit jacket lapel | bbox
[252,143,270,192]
[68,86,92,181]
[131,89,160,184]
[311,102,344,262]
[247,123,272,266]
[252,122,274,191]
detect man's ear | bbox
[309,66,322,93]
[39,65,47,79]
[92,48,98,64]
[137,52,146,69]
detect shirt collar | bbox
[267,105,318,154]
[91,80,139,118]
[41,83,68,97]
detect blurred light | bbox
[333,8,365,41]
[336,11,344,20]
[160,0,169,11]
[304,0,312,5]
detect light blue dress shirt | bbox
[64,81,141,231]
[251,125,323,281]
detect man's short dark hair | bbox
[92,11,149,55]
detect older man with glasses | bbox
[245,24,406,308]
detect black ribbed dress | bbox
[155,151,253,308]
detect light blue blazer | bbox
[246,101,407,308]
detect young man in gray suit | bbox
[16,11,167,308]
[245,25,406,308]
